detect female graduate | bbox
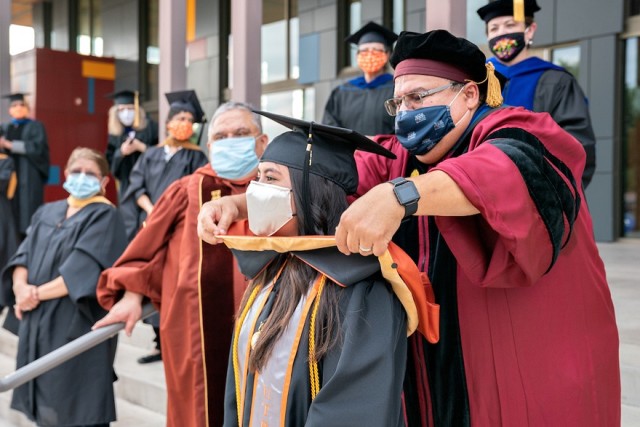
[3,147,127,427]
[222,112,438,427]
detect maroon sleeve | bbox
[351,135,410,201]
[97,180,188,309]
[432,143,555,288]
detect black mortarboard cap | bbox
[165,90,206,123]
[389,30,506,108]
[345,21,398,48]
[1,93,28,103]
[477,0,540,23]
[255,110,396,233]
[106,90,136,105]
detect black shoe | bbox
[137,352,162,364]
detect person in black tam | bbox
[119,89,208,364]
[217,111,439,427]
[201,30,619,427]
[105,89,158,199]
[477,0,596,187]
[0,93,49,240]
[322,21,398,136]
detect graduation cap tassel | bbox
[302,123,315,235]
[308,274,327,400]
[484,62,504,108]
[513,0,525,23]
[133,91,140,129]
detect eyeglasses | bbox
[384,83,454,116]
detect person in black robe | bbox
[105,90,159,199]
[2,147,127,427]
[119,89,208,242]
[119,90,208,364]
[477,0,596,187]
[218,112,438,427]
[322,21,398,136]
[0,151,19,315]
[0,93,50,238]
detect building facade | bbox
[1,0,637,242]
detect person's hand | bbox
[0,137,12,151]
[13,282,40,312]
[131,138,147,153]
[198,197,240,245]
[92,291,144,336]
[120,138,136,156]
[14,305,23,320]
[335,182,404,256]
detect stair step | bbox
[621,342,640,408]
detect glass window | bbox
[552,45,580,79]
[262,0,299,84]
[623,37,640,237]
[9,25,35,55]
[466,0,487,47]
[76,0,102,56]
[631,0,640,16]
[260,88,316,137]
[144,0,159,102]
[348,1,362,67]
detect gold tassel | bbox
[133,90,140,129]
[513,0,525,23]
[484,62,503,108]
[308,274,326,400]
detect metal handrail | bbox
[0,303,157,393]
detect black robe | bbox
[224,246,407,427]
[1,120,50,235]
[105,118,158,198]
[0,154,18,304]
[2,199,127,426]
[322,75,396,136]
[119,143,208,241]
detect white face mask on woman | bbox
[118,108,136,126]
[246,180,295,236]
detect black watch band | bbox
[388,177,421,219]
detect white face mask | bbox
[118,108,136,127]
[246,181,295,236]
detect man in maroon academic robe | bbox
[94,101,268,427]
[336,30,620,426]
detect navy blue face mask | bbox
[395,87,466,156]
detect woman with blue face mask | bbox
[2,147,127,427]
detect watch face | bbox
[396,182,420,204]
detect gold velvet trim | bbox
[66,195,113,208]
[218,235,420,336]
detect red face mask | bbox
[9,104,29,120]
[357,50,388,74]
[168,120,194,141]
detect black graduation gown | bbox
[2,199,127,426]
[105,118,158,198]
[223,247,407,427]
[0,154,18,306]
[1,120,50,235]
[119,144,208,241]
[322,75,396,136]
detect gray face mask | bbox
[246,181,295,236]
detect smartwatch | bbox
[388,177,421,219]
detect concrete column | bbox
[0,0,11,123]
[426,0,467,36]
[158,1,187,131]
[231,0,261,107]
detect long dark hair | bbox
[240,168,348,373]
